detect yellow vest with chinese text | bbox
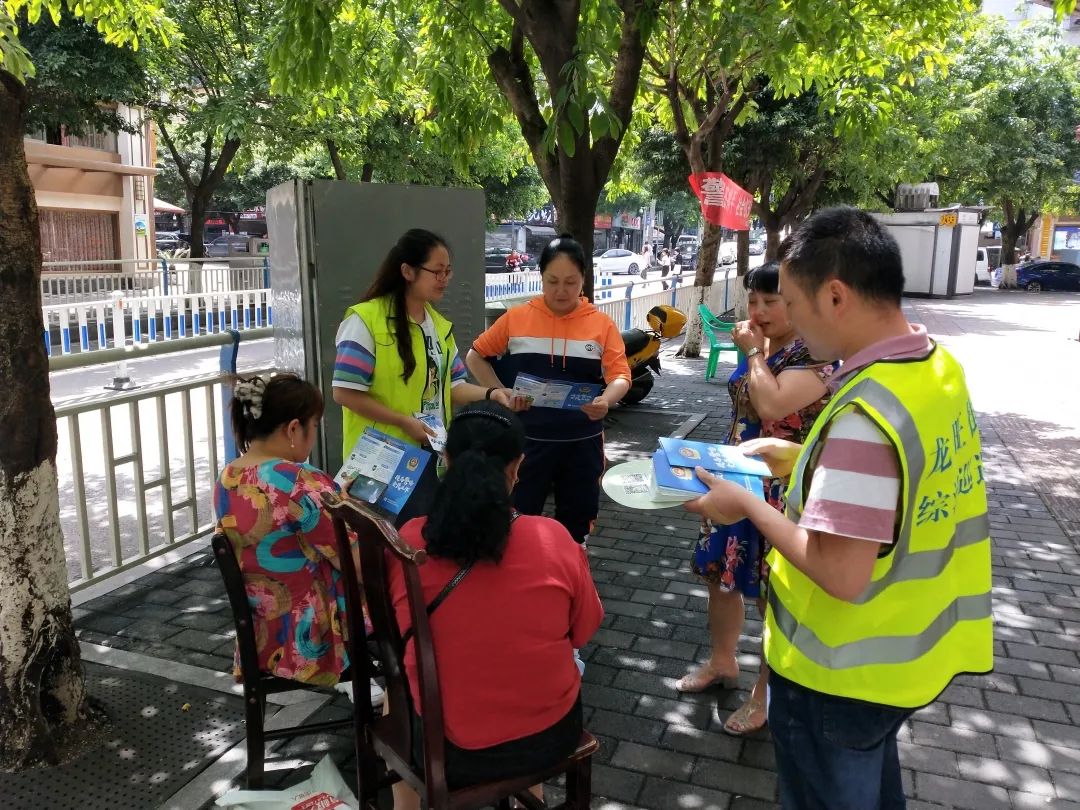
[340,295,456,457]
[764,344,993,708]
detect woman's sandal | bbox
[674,665,739,693]
[722,696,767,736]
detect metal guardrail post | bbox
[160,257,170,296]
[219,330,242,463]
[262,257,271,289]
[105,290,136,390]
[670,274,679,306]
[624,279,634,330]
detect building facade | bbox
[25,103,156,268]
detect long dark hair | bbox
[422,402,525,565]
[362,228,449,382]
[230,373,324,453]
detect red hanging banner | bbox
[688,173,753,231]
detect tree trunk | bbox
[681,219,722,358]
[557,156,600,302]
[765,227,782,260]
[735,229,750,320]
[188,193,210,261]
[0,72,89,772]
[360,163,374,183]
[326,139,348,181]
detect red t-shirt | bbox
[389,515,604,750]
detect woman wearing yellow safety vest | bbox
[331,229,513,525]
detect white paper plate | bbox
[601,460,693,511]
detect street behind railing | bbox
[49,277,737,593]
[41,257,273,358]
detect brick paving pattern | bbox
[67,289,1080,809]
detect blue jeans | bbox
[768,672,911,810]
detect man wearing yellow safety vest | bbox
[687,207,992,810]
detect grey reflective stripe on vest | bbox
[768,586,992,670]
[787,371,989,600]
[853,513,990,603]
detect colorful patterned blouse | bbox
[214,460,349,687]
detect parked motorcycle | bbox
[619,304,687,405]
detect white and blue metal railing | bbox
[51,329,271,592]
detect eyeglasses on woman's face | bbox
[416,265,454,281]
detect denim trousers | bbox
[768,671,912,810]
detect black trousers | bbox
[513,435,604,543]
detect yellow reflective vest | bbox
[340,295,457,457]
[764,343,993,708]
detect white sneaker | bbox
[335,678,385,707]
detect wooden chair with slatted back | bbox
[211,532,356,789]
[323,493,599,810]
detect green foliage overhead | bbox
[19,13,145,137]
[1,0,173,84]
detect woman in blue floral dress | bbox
[676,263,837,736]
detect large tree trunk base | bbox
[0,463,91,773]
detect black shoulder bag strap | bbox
[400,512,519,648]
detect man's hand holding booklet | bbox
[602,436,772,511]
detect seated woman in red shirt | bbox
[389,401,603,805]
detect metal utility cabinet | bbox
[872,209,980,297]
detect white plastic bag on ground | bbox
[215,755,358,810]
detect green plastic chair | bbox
[697,304,737,380]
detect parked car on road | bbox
[155,232,188,254]
[594,248,646,275]
[206,234,251,258]
[1016,261,1080,292]
[748,239,765,256]
[484,247,534,272]
[718,241,737,266]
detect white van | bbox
[975,248,991,285]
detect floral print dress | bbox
[691,339,836,596]
[214,460,353,687]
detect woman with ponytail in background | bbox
[332,229,513,525]
[387,402,603,805]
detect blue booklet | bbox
[649,450,765,502]
[512,372,603,410]
[334,427,431,515]
[658,437,772,477]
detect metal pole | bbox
[219,329,242,463]
[105,290,136,390]
[624,279,634,330]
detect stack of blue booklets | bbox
[334,427,431,515]
[649,437,771,502]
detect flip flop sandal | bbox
[723,696,767,736]
[674,666,739,693]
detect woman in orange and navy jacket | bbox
[466,235,631,544]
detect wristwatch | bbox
[745,347,763,361]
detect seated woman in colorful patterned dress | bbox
[676,262,837,736]
[214,373,375,698]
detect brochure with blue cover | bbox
[512,372,603,410]
[649,450,765,502]
[334,427,431,515]
[658,437,772,478]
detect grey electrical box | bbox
[265,179,487,471]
